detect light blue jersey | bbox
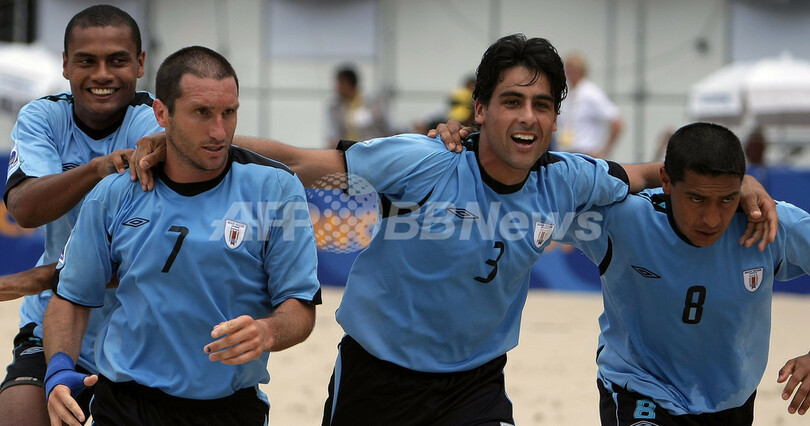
[563,189,810,415]
[336,134,630,373]
[4,92,162,372]
[55,146,321,400]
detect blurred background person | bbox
[557,52,623,159]
[413,74,475,135]
[745,126,768,186]
[446,73,475,128]
[326,64,392,148]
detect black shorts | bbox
[322,335,514,426]
[0,322,45,392]
[91,375,268,426]
[0,323,94,419]
[598,378,755,426]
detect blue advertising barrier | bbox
[0,151,44,274]
[2,151,809,294]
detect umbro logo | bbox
[20,347,44,356]
[62,162,80,171]
[123,217,150,227]
[631,265,661,279]
[446,207,479,220]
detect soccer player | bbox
[558,122,810,425]
[131,35,775,425]
[43,46,320,426]
[0,6,159,425]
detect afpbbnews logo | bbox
[205,200,607,249]
[377,202,605,242]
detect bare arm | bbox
[131,133,346,189]
[204,298,316,365]
[620,162,663,193]
[43,295,95,426]
[7,149,133,228]
[257,298,316,352]
[43,294,89,362]
[232,136,346,187]
[0,263,55,301]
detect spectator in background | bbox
[557,53,623,158]
[413,74,475,135]
[326,65,392,148]
[745,127,767,165]
[745,126,768,186]
[446,74,476,127]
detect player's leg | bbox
[0,323,94,426]
[597,378,682,426]
[0,324,49,426]
[0,385,48,426]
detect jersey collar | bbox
[155,147,234,196]
[652,193,700,247]
[72,108,126,141]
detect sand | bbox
[1,287,807,425]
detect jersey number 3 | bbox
[475,241,505,283]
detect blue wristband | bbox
[44,352,88,400]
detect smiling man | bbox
[131,34,776,424]
[0,6,161,425]
[133,33,658,425]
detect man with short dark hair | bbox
[557,122,810,425]
[43,46,320,426]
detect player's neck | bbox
[477,140,531,187]
[163,150,228,184]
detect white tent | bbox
[688,52,810,126]
[0,43,68,114]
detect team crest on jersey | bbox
[743,267,764,292]
[224,219,247,249]
[8,141,19,169]
[533,222,555,247]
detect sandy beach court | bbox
[1,287,807,425]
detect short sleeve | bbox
[54,177,118,307]
[340,133,456,203]
[6,100,63,191]
[552,152,629,213]
[775,202,810,281]
[263,176,321,306]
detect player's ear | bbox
[136,50,146,79]
[153,98,169,127]
[660,166,672,194]
[474,99,486,125]
[62,52,69,80]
